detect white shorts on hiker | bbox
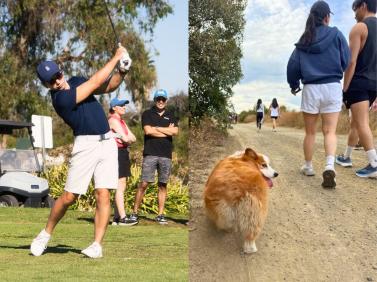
[301,82,342,114]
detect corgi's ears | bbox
[244,148,258,160]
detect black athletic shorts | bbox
[343,87,377,109]
[118,147,131,178]
[271,116,278,119]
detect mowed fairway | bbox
[0,208,188,282]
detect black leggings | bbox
[256,112,263,129]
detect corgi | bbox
[204,148,278,254]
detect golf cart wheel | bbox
[0,195,19,207]
[43,195,55,208]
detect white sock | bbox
[40,229,51,238]
[325,155,335,170]
[344,146,354,158]
[366,149,377,167]
[305,161,312,168]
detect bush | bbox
[43,159,189,216]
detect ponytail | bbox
[299,13,317,45]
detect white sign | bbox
[31,115,53,149]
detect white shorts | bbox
[301,82,342,114]
[65,133,118,195]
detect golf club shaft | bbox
[103,0,120,45]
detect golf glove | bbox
[119,52,132,73]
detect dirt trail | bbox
[189,123,377,282]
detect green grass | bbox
[0,208,188,282]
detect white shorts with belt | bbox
[64,132,118,195]
[301,82,342,114]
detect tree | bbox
[189,0,246,126]
[0,0,171,123]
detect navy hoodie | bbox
[287,25,350,90]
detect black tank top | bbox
[352,17,377,91]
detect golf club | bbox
[103,0,120,45]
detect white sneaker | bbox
[30,229,50,256]
[300,165,315,176]
[81,242,103,259]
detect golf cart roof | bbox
[0,120,33,134]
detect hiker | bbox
[31,45,132,258]
[255,99,264,131]
[269,98,280,132]
[336,0,377,178]
[127,89,178,225]
[287,0,350,188]
[108,97,137,226]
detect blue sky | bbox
[112,0,188,105]
[231,0,360,113]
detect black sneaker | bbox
[155,214,168,225]
[111,217,120,226]
[119,213,138,226]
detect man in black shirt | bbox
[128,89,178,225]
[338,0,377,178]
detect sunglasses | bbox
[49,71,63,85]
[155,97,167,102]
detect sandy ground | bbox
[189,123,377,282]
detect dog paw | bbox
[243,241,257,254]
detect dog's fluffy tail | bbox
[205,199,236,231]
[236,192,267,240]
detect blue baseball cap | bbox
[153,89,168,100]
[310,1,333,19]
[36,61,61,83]
[110,98,129,108]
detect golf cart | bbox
[0,120,54,208]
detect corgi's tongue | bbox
[264,176,273,188]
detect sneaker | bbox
[155,214,168,225]
[355,164,377,178]
[335,155,352,167]
[30,229,51,256]
[111,217,120,226]
[118,215,138,226]
[81,242,103,259]
[322,169,336,189]
[300,165,315,176]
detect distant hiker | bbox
[336,0,377,178]
[287,1,350,188]
[269,98,280,132]
[255,99,264,131]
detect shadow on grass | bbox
[0,244,81,254]
[77,215,188,225]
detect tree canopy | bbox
[189,0,246,126]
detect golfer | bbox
[30,45,131,258]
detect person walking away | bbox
[256,99,264,131]
[269,98,280,132]
[287,1,350,188]
[30,45,131,258]
[127,89,178,225]
[337,0,377,178]
[108,98,137,225]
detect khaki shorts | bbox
[301,82,342,114]
[65,133,118,195]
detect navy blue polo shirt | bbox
[50,76,110,136]
[142,107,178,159]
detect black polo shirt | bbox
[142,106,178,159]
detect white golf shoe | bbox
[30,229,51,256]
[81,242,103,259]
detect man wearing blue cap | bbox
[128,89,178,225]
[30,45,132,258]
